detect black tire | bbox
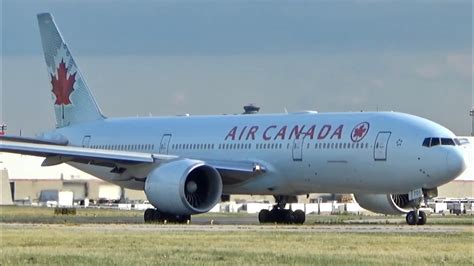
[144,208,154,223]
[406,211,418,225]
[293,210,306,224]
[176,215,191,224]
[151,209,162,223]
[417,211,427,225]
[259,209,272,223]
[281,209,295,224]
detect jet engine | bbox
[144,159,222,215]
[353,193,413,215]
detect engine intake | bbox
[145,159,222,215]
[354,193,412,215]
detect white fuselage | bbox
[52,111,466,196]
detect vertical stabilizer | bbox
[37,13,105,128]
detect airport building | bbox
[1,137,472,205]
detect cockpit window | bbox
[455,138,470,146]
[422,137,458,147]
[422,138,431,147]
[441,138,455,146]
[431,138,440,146]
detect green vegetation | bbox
[0,205,144,224]
[1,206,473,265]
[1,224,473,265]
[1,206,472,225]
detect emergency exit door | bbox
[82,135,91,148]
[292,136,306,161]
[374,131,391,161]
[159,134,172,154]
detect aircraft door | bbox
[159,134,172,154]
[292,136,306,161]
[82,135,91,148]
[374,131,391,161]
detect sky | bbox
[1,0,473,136]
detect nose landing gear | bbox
[405,188,431,225]
[406,209,427,225]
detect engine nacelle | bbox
[353,193,413,215]
[145,159,222,215]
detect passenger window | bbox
[431,138,440,147]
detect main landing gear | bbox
[144,208,190,224]
[258,196,306,224]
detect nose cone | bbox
[446,149,467,179]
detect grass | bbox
[1,206,473,265]
[1,224,473,265]
[1,206,473,225]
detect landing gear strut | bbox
[144,208,190,224]
[405,192,428,226]
[258,196,305,224]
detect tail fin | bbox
[37,13,105,128]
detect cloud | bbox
[415,64,440,80]
[446,53,472,79]
[414,53,472,81]
[171,91,188,106]
[370,79,385,88]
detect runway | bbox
[2,222,469,234]
[1,206,472,234]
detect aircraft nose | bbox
[446,149,467,179]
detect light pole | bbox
[470,108,474,136]
[0,124,6,136]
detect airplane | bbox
[0,13,467,225]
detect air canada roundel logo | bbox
[351,122,370,142]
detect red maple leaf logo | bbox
[51,59,76,105]
[351,122,369,142]
[353,125,367,138]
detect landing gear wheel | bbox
[144,208,154,223]
[406,211,419,225]
[175,215,191,224]
[258,209,273,223]
[277,209,294,224]
[258,195,306,224]
[293,210,306,224]
[144,209,190,224]
[417,211,427,225]
[258,208,306,224]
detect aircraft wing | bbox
[0,139,172,167]
[0,140,264,184]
